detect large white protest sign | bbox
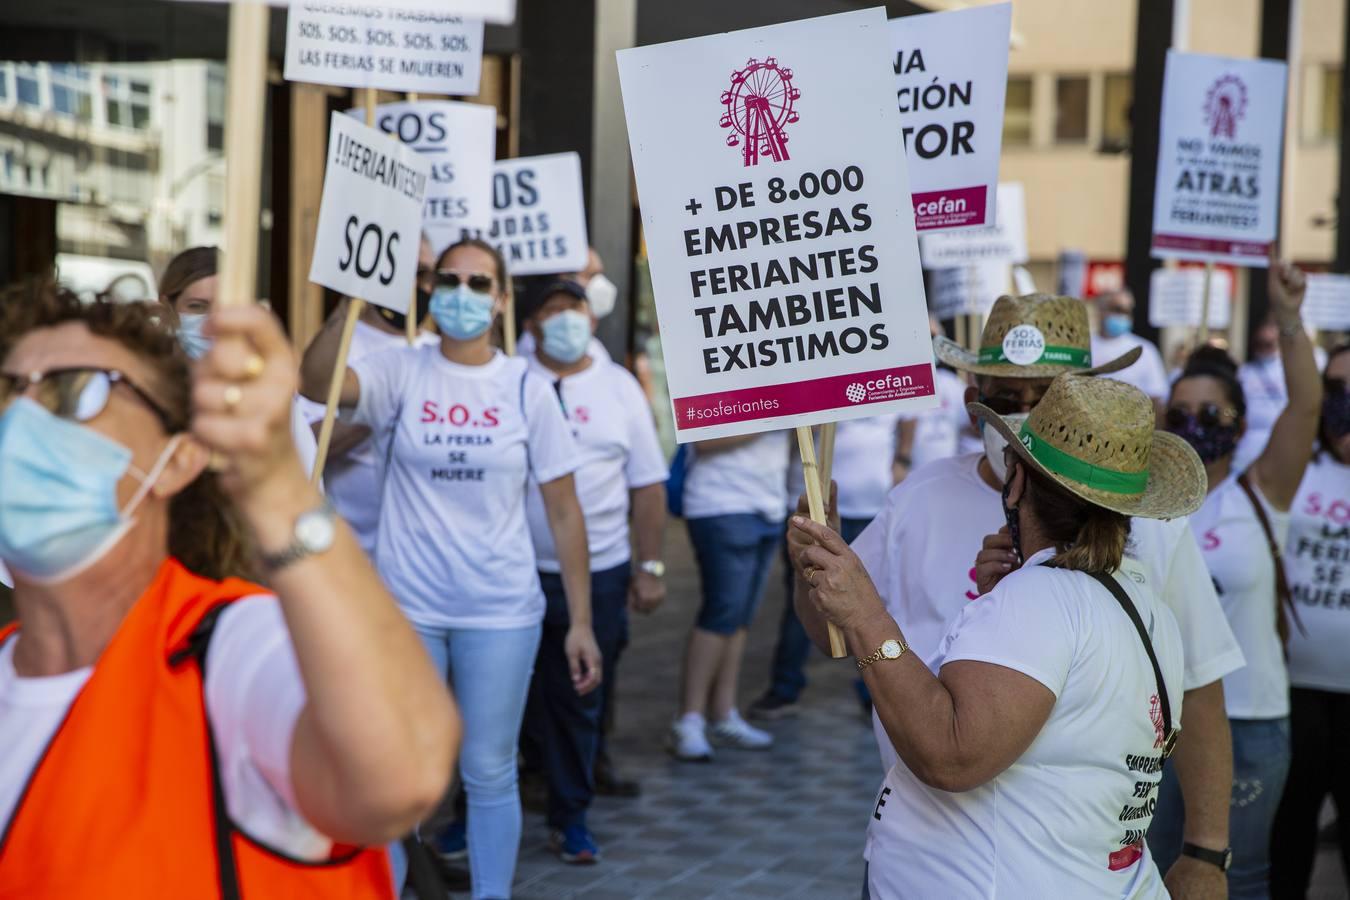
[196,0,516,25]
[918,182,1027,268]
[284,4,485,94]
[1304,274,1350,331]
[890,3,1010,232]
[1147,267,1234,328]
[353,101,496,254]
[309,112,431,312]
[459,153,589,276]
[1151,51,1287,267]
[618,9,937,442]
[928,261,1009,319]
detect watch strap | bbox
[1181,842,1232,872]
[259,501,335,574]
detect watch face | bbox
[881,639,902,659]
[296,509,337,553]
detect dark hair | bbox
[435,238,508,294]
[158,246,219,303]
[1174,345,1246,419]
[1021,463,1131,575]
[0,279,255,582]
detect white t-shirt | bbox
[855,452,1243,772]
[290,396,319,487]
[349,346,578,629]
[1284,453,1350,693]
[0,596,327,860]
[683,431,789,521]
[1092,332,1170,401]
[524,354,667,573]
[901,366,968,472]
[1190,473,1291,718]
[298,321,437,556]
[1235,348,1329,471]
[866,548,1181,899]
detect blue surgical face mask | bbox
[430,285,495,341]
[177,313,212,360]
[540,309,592,364]
[1103,313,1133,339]
[0,398,181,584]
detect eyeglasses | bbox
[1165,403,1237,430]
[0,368,180,432]
[978,393,1039,416]
[434,270,495,293]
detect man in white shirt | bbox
[1236,316,1330,470]
[846,294,1243,898]
[1091,288,1170,416]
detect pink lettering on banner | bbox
[1108,841,1144,872]
[913,186,987,231]
[674,363,935,430]
[1151,233,1271,260]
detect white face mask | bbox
[585,273,618,319]
[983,413,1029,484]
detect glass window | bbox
[103,73,152,131]
[1316,66,1341,141]
[0,64,9,103]
[1101,73,1132,151]
[1055,76,1089,143]
[17,63,42,107]
[1004,76,1033,147]
[50,64,92,121]
[206,66,226,151]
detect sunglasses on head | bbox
[0,368,180,433]
[434,270,495,293]
[1165,403,1237,430]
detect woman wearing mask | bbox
[0,283,459,895]
[1270,344,1350,896]
[1156,255,1321,898]
[790,374,1205,897]
[158,246,321,477]
[301,237,602,900]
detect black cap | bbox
[520,277,587,321]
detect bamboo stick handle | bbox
[311,299,363,486]
[818,421,836,497]
[406,90,420,346]
[218,2,268,309]
[796,425,847,659]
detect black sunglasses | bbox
[0,368,180,433]
[434,270,495,293]
[978,394,1038,416]
[1165,403,1236,430]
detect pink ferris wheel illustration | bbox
[720,57,800,168]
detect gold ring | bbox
[805,566,819,586]
[243,353,265,380]
[223,384,243,413]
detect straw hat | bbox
[969,374,1206,520]
[934,293,1140,379]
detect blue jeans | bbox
[767,516,872,702]
[520,562,630,830]
[686,513,783,635]
[392,622,542,899]
[1147,717,1291,899]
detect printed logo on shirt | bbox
[418,400,503,483]
[1290,491,1350,610]
[1148,694,1166,750]
[1115,736,1165,867]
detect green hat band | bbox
[978,345,1092,367]
[1018,424,1149,495]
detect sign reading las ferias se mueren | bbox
[1151,50,1288,266]
[889,2,1011,232]
[617,8,938,442]
[309,111,431,313]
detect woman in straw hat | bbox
[789,374,1206,897]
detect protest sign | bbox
[617,8,938,444]
[1304,273,1350,331]
[889,3,1010,232]
[918,182,1027,268]
[1147,266,1234,329]
[284,4,485,95]
[459,152,589,276]
[309,111,431,313]
[204,0,516,25]
[928,261,1008,319]
[356,100,497,252]
[1151,51,1288,267]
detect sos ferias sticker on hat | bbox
[617,8,938,442]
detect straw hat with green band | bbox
[933,293,1140,379]
[968,374,1207,520]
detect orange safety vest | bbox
[0,558,393,899]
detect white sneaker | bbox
[667,714,714,762]
[708,710,774,750]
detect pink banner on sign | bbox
[913,185,987,231]
[1152,233,1271,259]
[673,363,935,431]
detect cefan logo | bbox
[1149,693,1166,749]
[719,57,800,167]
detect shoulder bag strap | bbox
[1235,470,1303,645]
[1087,572,1179,759]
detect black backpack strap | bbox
[170,603,243,900]
[1088,572,1179,759]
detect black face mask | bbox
[376,288,432,331]
[1002,462,1024,565]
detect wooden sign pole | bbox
[796,425,848,659]
[310,87,377,485]
[502,283,517,355]
[1197,260,1215,344]
[218,2,268,309]
[818,421,837,496]
[406,91,420,347]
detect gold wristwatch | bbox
[857,638,907,671]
